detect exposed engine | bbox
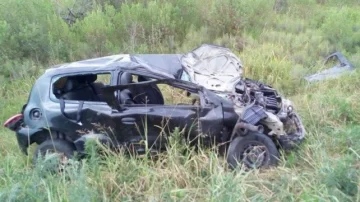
[232,78,282,113]
[180,44,306,152]
[223,78,305,149]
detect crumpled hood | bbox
[180,44,243,92]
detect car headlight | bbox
[281,99,294,113]
[287,106,293,113]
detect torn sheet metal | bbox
[180,44,243,92]
[304,52,355,82]
[132,54,183,79]
[179,44,305,146]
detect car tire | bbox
[33,139,76,170]
[227,131,280,170]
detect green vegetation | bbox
[1,0,360,201]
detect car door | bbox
[116,100,224,149]
[107,104,205,151]
[47,71,118,139]
[112,72,224,149]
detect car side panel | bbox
[78,104,225,149]
[81,105,200,148]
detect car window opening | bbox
[118,72,200,106]
[53,73,111,102]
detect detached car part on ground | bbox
[3,44,306,170]
[304,52,356,82]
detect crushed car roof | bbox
[44,54,183,79]
[42,44,246,92]
[43,44,357,88]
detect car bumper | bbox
[15,127,42,155]
[277,134,305,150]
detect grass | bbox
[0,65,359,202]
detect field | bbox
[1,0,360,201]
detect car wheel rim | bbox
[240,142,268,169]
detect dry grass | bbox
[0,66,359,202]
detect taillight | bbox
[3,114,23,128]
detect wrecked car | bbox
[3,44,306,170]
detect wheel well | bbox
[253,124,284,149]
[31,129,74,145]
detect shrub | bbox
[71,5,118,58]
[205,0,274,38]
[320,6,360,53]
[0,0,57,62]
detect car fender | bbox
[15,127,44,154]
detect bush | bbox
[0,0,57,62]
[71,5,118,58]
[205,0,274,38]
[320,6,360,53]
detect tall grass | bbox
[1,0,360,201]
